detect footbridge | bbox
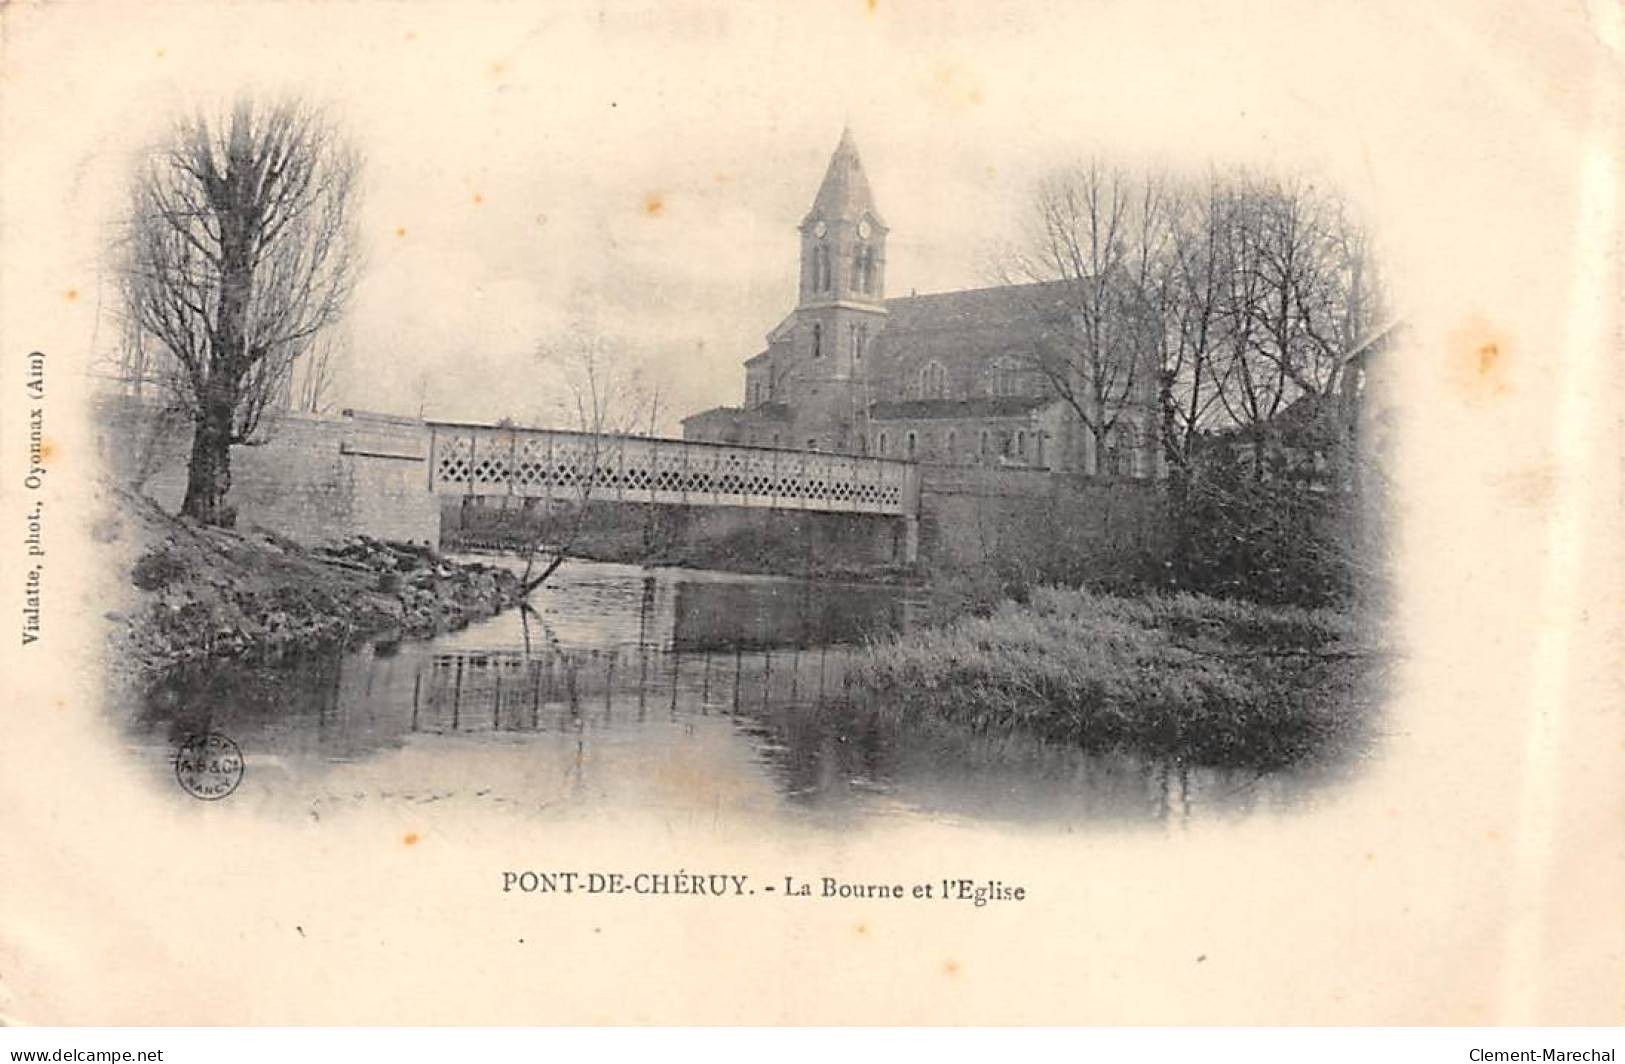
[426,420,922,558]
[427,421,919,515]
[93,393,927,557]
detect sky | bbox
[0,0,1611,433]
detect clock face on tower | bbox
[858,219,872,240]
[813,220,827,238]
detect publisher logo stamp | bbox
[175,733,243,800]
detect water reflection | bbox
[129,559,1355,828]
[434,559,914,654]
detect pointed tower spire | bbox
[804,126,885,228]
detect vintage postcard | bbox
[1,0,1619,1027]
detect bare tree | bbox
[1156,174,1234,479]
[1001,159,1170,474]
[516,328,664,595]
[292,332,343,414]
[1208,174,1379,480]
[112,310,158,397]
[120,97,360,524]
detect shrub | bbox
[131,548,189,591]
[1158,457,1368,608]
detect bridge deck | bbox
[427,422,919,517]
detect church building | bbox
[681,129,1163,479]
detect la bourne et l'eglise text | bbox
[22,350,45,647]
[502,870,1028,907]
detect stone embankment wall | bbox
[94,393,440,547]
[917,465,1168,575]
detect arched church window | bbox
[851,245,875,295]
[877,431,889,456]
[1015,430,1027,460]
[945,428,958,462]
[989,358,1031,397]
[815,245,831,291]
[856,323,867,360]
[811,322,822,359]
[917,361,949,400]
[906,431,917,459]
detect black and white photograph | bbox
[1,0,1618,1034]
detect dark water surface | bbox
[128,559,1357,829]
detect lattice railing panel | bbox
[430,425,917,515]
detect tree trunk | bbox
[180,390,236,524]
[182,194,253,526]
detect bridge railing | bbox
[426,422,920,517]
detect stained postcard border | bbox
[0,0,1620,1026]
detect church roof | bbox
[881,280,1074,333]
[680,402,792,426]
[803,127,886,229]
[680,406,745,425]
[866,280,1078,387]
[744,333,795,367]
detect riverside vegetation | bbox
[842,465,1388,770]
[848,586,1379,771]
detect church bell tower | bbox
[791,127,888,453]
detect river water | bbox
[127,559,1360,829]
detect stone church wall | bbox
[869,414,1050,466]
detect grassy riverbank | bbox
[847,587,1382,770]
[102,487,525,680]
